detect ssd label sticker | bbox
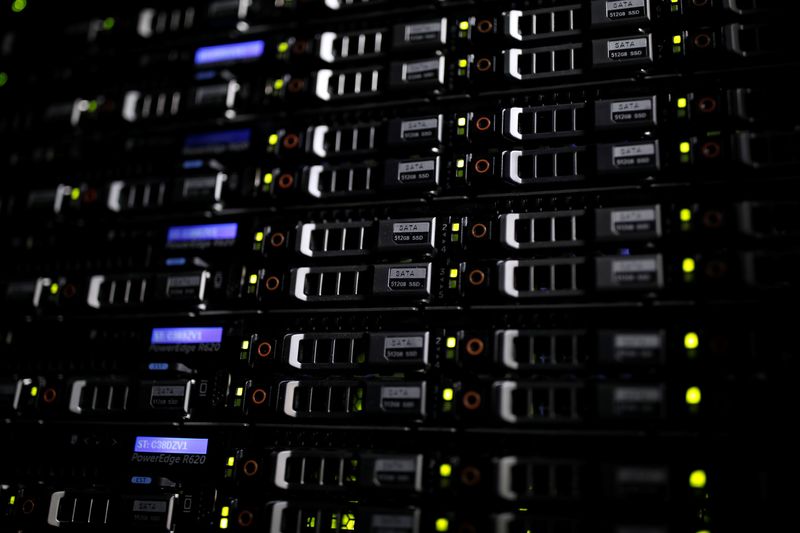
[606,0,647,20]
[607,37,649,60]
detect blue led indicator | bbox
[182,159,204,169]
[194,40,265,66]
[165,257,187,266]
[131,476,153,485]
[148,363,169,371]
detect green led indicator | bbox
[103,17,115,30]
[11,0,26,13]
[0,72,8,87]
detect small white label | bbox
[375,458,417,472]
[613,143,656,158]
[389,267,428,279]
[613,386,663,403]
[608,37,648,51]
[607,0,646,11]
[611,208,656,224]
[385,336,424,349]
[400,118,438,133]
[405,21,441,39]
[393,222,430,234]
[614,333,661,349]
[405,59,440,74]
[398,160,436,173]
[381,386,422,399]
[612,258,658,273]
[610,99,653,113]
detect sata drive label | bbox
[612,143,657,168]
[398,159,437,184]
[612,385,664,416]
[404,21,442,43]
[610,207,657,234]
[606,0,646,20]
[403,59,441,81]
[387,267,428,291]
[132,500,167,513]
[399,118,439,142]
[610,99,653,123]
[392,221,431,245]
[149,385,187,408]
[613,332,662,361]
[384,336,425,361]
[380,385,422,412]
[607,37,649,60]
[374,457,418,485]
[611,257,660,284]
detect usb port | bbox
[499,258,585,298]
[314,67,382,101]
[502,103,586,140]
[499,210,585,249]
[309,124,379,157]
[284,332,369,369]
[318,29,385,63]
[505,5,582,41]
[297,221,373,258]
[305,164,376,198]
[495,329,587,369]
[496,456,582,501]
[502,147,586,185]
[290,265,369,302]
[494,381,583,423]
[504,43,584,80]
[280,380,364,418]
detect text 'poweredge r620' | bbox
[1,1,799,532]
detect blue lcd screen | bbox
[166,223,238,243]
[150,327,224,345]
[183,128,251,149]
[133,436,208,455]
[194,40,265,65]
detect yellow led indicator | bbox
[685,386,702,405]
[689,469,707,489]
[255,231,264,242]
[684,332,699,350]
[70,187,81,200]
[50,283,59,295]
[680,208,692,222]
[449,269,458,279]
[268,134,279,146]
[439,463,453,477]
[273,79,285,90]
[442,388,454,402]
[677,97,688,109]
[11,0,26,13]
[221,506,230,517]
[435,518,450,532]
[277,42,289,53]
[458,20,470,31]
[673,35,683,45]
[227,456,235,467]
[241,340,250,350]
[235,387,244,397]
[9,496,15,505]
[451,222,461,232]
[220,517,229,529]
[446,337,457,349]
[680,142,691,154]
[682,257,696,273]
[455,159,465,169]
[341,513,356,530]
[671,0,679,3]
[458,58,468,68]
[457,117,467,127]
[248,274,258,285]
[263,172,274,185]
[30,386,38,397]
